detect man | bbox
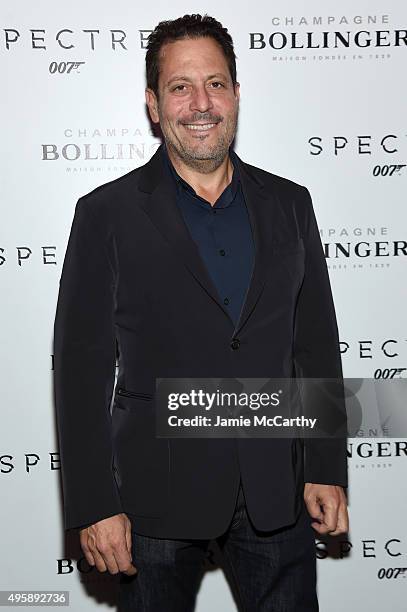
[54,13,349,612]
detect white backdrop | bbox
[1,1,406,610]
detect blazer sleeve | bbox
[293,186,348,488]
[53,196,123,530]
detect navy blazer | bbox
[53,144,348,538]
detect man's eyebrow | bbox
[166,73,229,86]
[166,75,191,86]
[207,73,228,81]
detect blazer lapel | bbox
[234,153,275,336]
[138,145,275,337]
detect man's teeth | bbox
[184,123,216,131]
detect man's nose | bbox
[189,85,213,113]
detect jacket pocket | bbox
[115,387,154,401]
[111,394,170,517]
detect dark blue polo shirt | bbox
[161,144,255,327]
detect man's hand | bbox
[79,513,138,575]
[304,483,349,536]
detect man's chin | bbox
[164,137,229,168]
[178,143,227,162]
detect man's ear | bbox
[145,88,160,124]
[234,82,240,102]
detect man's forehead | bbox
[159,37,227,66]
[161,53,229,81]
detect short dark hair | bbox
[145,14,237,98]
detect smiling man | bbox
[54,13,349,612]
[145,25,240,202]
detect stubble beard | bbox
[159,109,238,174]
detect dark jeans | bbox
[118,482,318,611]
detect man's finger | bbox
[304,495,324,521]
[311,520,331,535]
[82,550,96,568]
[90,547,108,573]
[98,548,120,574]
[329,503,349,536]
[321,500,339,533]
[125,522,133,558]
[121,562,138,576]
[111,540,138,575]
[79,531,96,567]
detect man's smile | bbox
[182,122,218,131]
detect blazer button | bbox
[230,338,240,350]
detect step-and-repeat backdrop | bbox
[1,1,406,610]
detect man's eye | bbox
[210,82,224,88]
[173,85,186,92]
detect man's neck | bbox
[165,143,234,207]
